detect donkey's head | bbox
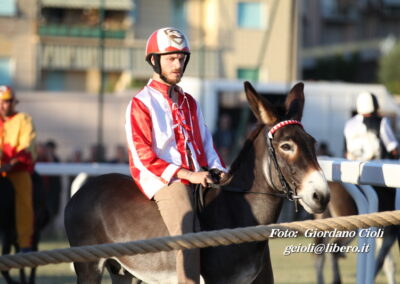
[244,81,330,213]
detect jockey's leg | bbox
[154,182,200,284]
[8,171,34,250]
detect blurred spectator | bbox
[88,144,106,162]
[213,113,235,165]
[36,139,62,226]
[317,141,332,157]
[45,140,60,162]
[344,92,398,160]
[36,142,48,162]
[109,144,128,164]
[67,148,84,163]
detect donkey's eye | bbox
[280,143,292,151]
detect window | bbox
[321,0,358,19]
[0,0,17,16]
[172,0,187,31]
[43,71,65,91]
[0,58,13,85]
[237,68,259,81]
[237,2,266,29]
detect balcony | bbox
[40,0,133,11]
[38,25,126,39]
[38,44,223,78]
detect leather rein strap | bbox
[197,121,304,213]
[220,121,304,208]
[267,120,303,212]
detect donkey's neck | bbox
[226,131,284,225]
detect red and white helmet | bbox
[145,27,191,78]
[145,27,190,60]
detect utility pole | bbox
[198,0,205,108]
[97,0,106,162]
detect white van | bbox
[180,78,400,157]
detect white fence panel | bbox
[35,158,400,284]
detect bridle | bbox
[205,120,305,212]
[266,120,303,211]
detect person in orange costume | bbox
[0,85,36,252]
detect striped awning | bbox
[40,0,133,10]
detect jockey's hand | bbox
[187,171,214,187]
[208,168,229,184]
[220,172,228,181]
[0,163,12,173]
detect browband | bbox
[267,120,303,139]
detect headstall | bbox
[267,120,303,211]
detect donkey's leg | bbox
[314,237,325,284]
[375,235,396,284]
[1,232,20,284]
[28,267,37,284]
[105,259,143,284]
[330,253,341,284]
[314,253,325,284]
[330,236,354,284]
[383,252,396,284]
[19,268,27,284]
[251,245,273,284]
[375,226,397,278]
[74,261,103,284]
[29,268,36,284]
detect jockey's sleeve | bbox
[14,114,37,167]
[127,97,180,183]
[380,117,398,153]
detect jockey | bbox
[0,85,36,252]
[125,27,227,283]
[344,91,398,161]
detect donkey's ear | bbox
[244,81,278,125]
[285,82,305,121]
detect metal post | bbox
[197,0,206,109]
[359,185,378,284]
[341,183,369,284]
[97,0,106,162]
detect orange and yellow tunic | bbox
[0,111,36,248]
[0,112,36,172]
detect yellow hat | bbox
[0,85,14,100]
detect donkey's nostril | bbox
[312,191,330,207]
[313,192,321,202]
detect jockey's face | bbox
[159,53,186,85]
[0,99,16,119]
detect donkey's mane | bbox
[229,123,265,174]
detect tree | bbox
[378,43,400,95]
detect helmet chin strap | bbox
[160,74,176,86]
[148,53,190,86]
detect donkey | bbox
[0,173,49,284]
[314,182,398,284]
[64,81,330,284]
